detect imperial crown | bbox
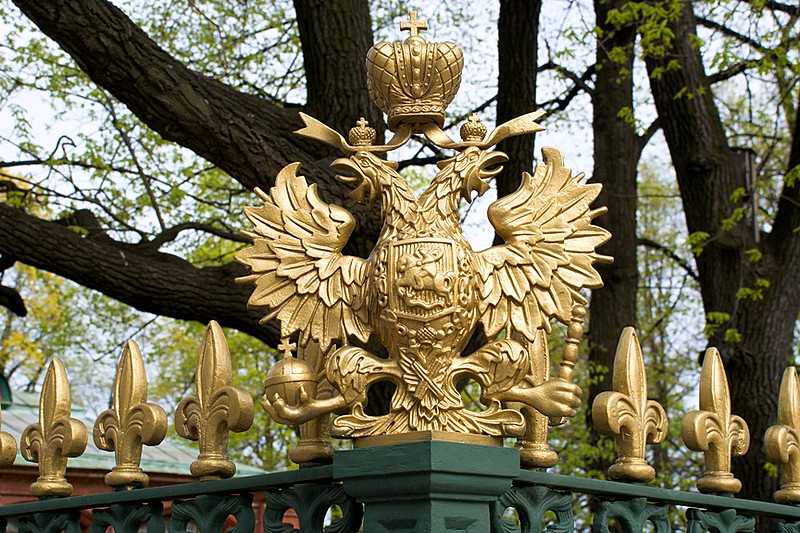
[366,12,463,130]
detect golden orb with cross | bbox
[263,339,316,411]
[365,10,464,130]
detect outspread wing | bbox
[477,147,612,341]
[236,163,371,354]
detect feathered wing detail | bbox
[236,162,371,354]
[477,147,612,341]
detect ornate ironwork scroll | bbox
[766,367,800,504]
[94,340,168,489]
[592,327,667,482]
[237,11,611,464]
[682,348,750,495]
[593,498,670,533]
[264,483,363,533]
[175,321,255,480]
[89,502,165,533]
[490,485,573,533]
[20,358,87,498]
[773,522,800,533]
[169,493,254,533]
[686,508,755,533]
[17,511,81,533]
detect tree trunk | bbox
[585,0,640,477]
[294,0,385,145]
[646,1,800,509]
[494,0,541,213]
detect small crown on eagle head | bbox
[349,117,377,146]
[366,11,464,131]
[460,113,487,142]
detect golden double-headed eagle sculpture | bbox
[236,13,611,465]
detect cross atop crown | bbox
[400,11,427,38]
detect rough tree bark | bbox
[493,0,541,215]
[0,203,276,343]
[646,1,800,507]
[4,0,382,332]
[585,0,640,476]
[293,0,385,144]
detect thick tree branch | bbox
[0,203,278,344]
[13,0,382,260]
[638,117,662,155]
[11,0,381,253]
[0,286,26,317]
[707,61,751,85]
[12,0,299,189]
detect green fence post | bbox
[334,440,519,533]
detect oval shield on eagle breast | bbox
[388,238,458,321]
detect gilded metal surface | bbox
[94,340,168,489]
[0,398,18,476]
[20,358,88,498]
[175,321,255,480]
[366,11,462,130]
[237,14,611,449]
[354,430,502,448]
[766,367,800,504]
[592,327,668,482]
[682,348,750,494]
[514,330,558,469]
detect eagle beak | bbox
[332,157,360,183]
[480,151,509,179]
[332,156,378,204]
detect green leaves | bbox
[687,231,710,255]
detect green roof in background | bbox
[2,389,265,478]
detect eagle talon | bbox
[497,379,582,420]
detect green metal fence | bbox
[1,441,799,532]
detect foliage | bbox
[2,0,800,493]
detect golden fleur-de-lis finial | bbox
[766,367,800,503]
[20,358,88,498]
[175,321,254,480]
[592,327,668,482]
[682,348,750,494]
[94,340,168,489]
